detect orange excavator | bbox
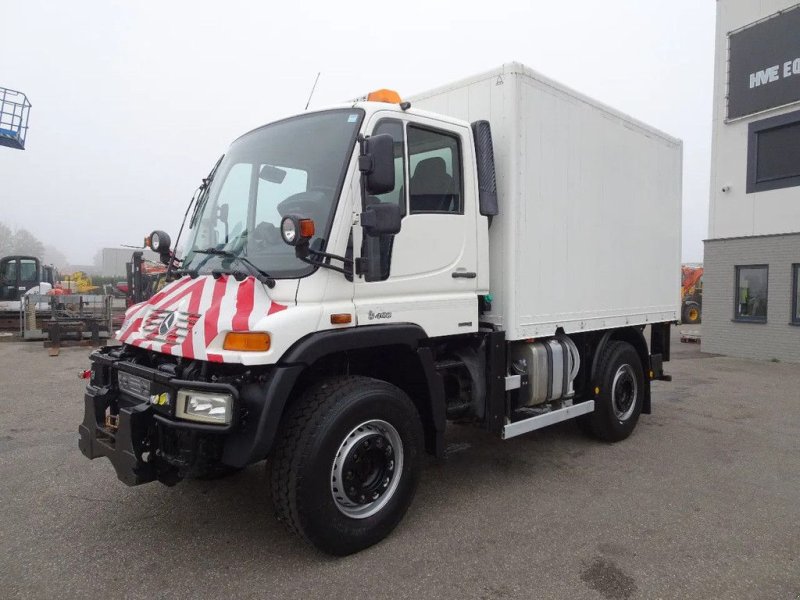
[681,265,703,325]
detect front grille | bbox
[139,309,200,345]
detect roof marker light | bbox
[366,89,402,104]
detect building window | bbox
[747,109,800,193]
[792,264,800,325]
[734,265,768,322]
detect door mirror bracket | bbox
[361,203,402,237]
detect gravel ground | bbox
[0,331,798,599]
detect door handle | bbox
[452,271,477,279]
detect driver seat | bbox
[409,157,456,212]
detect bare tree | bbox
[10,228,44,258]
[43,244,69,270]
[0,222,12,256]
[0,222,46,258]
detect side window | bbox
[1,260,17,281]
[19,259,37,282]
[371,119,406,214]
[407,125,462,214]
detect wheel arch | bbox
[241,325,445,464]
[589,326,651,415]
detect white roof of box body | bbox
[411,63,683,339]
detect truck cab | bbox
[79,74,678,556]
[0,255,55,304]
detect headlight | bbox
[176,389,233,425]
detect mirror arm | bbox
[295,245,353,276]
[298,253,351,276]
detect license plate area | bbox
[117,370,151,402]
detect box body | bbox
[411,63,683,339]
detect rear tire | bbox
[581,341,644,442]
[270,376,424,555]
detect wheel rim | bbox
[688,307,699,322]
[330,419,404,519]
[611,364,638,421]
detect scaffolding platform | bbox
[0,87,31,150]
[22,294,113,344]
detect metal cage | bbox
[0,87,32,150]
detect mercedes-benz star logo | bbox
[158,312,176,336]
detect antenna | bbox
[304,72,321,110]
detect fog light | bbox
[176,389,233,425]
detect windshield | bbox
[184,109,364,278]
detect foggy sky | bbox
[0,0,714,264]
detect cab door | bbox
[352,112,479,337]
[0,258,19,301]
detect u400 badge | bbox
[367,310,392,321]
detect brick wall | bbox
[703,233,800,362]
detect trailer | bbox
[78,63,681,555]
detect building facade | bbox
[100,247,159,277]
[704,0,800,362]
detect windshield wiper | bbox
[165,155,226,283]
[193,248,276,288]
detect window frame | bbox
[733,264,769,323]
[792,263,800,325]
[746,108,800,194]
[406,123,465,216]
[185,108,365,280]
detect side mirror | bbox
[147,230,172,265]
[362,202,402,237]
[359,133,395,195]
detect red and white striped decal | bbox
[117,275,287,362]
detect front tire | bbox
[682,301,701,324]
[270,376,424,555]
[581,341,644,442]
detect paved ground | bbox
[0,330,798,599]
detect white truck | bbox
[78,63,682,555]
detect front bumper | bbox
[78,345,305,486]
[78,351,240,486]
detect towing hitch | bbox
[78,387,157,486]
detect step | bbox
[502,400,595,440]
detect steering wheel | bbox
[278,198,322,217]
[251,221,285,253]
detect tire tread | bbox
[583,341,643,442]
[269,375,391,545]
